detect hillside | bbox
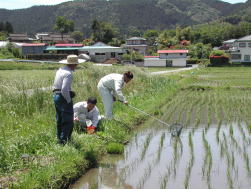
[0,0,249,36]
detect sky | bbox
[0,0,248,10]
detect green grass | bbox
[2,63,251,188]
[0,62,183,188]
[106,143,124,154]
[143,67,179,72]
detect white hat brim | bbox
[59,59,86,64]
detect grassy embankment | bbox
[0,61,190,188]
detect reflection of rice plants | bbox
[137,163,152,189]
[202,131,212,189]
[216,120,222,144]
[140,133,153,160]
[243,146,250,174]
[184,132,194,189]
[156,133,166,163]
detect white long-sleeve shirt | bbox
[53,66,73,103]
[73,101,100,127]
[98,73,125,102]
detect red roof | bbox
[22,43,46,47]
[144,56,159,58]
[157,50,188,54]
[55,44,83,47]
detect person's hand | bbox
[124,101,129,105]
[74,117,79,122]
[87,126,96,134]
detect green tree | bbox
[54,16,74,40]
[5,22,13,33]
[91,19,119,44]
[71,31,84,43]
[128,26,142,37]
[144,30,159,46]
[189,43,212,59]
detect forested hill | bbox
[0,0,250,36]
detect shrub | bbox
[209,50,230,66]
[210,50,226,57]
[106,142,124,154]
[209,55,230,66]
[187,58,199,64]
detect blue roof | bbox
[45,46,80,51]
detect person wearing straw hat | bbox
[53,55,85,145]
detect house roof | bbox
[55,44,83,47]
[81,42,121,50]
[45,46,80,51]
[158,50,188,54]
[8,34,29,41]
[40,34,74,42]
[92,42,108,46]
[236,35,251,42]
[22,43,46,47]
[223,39,236,44]
[127,37,146,41]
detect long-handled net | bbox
[128,104,183,137]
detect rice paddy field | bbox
[0,62,180,188]
[0,62,251,189]
[71,67,251,189]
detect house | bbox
[8,34,30,43]
[229,35,251,63]
[79,42,124,63]
[124,37,148,55]
[39,34,75,44]
[22,43,47,56]
[144,50,188,67]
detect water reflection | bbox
[70,122,251,189]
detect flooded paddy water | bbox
[70,123,251,189]
[70,88,251,189]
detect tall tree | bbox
[71,31,84,43]
[91,19,119,44]
[54,16,74,40]
[5,22,13,33]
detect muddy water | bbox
[70,121,251,189]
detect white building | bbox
[144,50,188,67]
[229,35,251,63]
[79,42,124,63]
[124,37,148,55]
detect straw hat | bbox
[59,55,86,64]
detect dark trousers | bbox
[53,94,73,144]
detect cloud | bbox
[0,0,248,9]
[222,0,247,3]
[0,0,71,10]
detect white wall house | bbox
[124,37,148,55]
[144,50,188,67]
[79,42,124,63]
[230,35,251,63]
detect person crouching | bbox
[73,97,100,134]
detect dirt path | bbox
[151,65,199,75]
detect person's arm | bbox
[61,74,72,103]
[114,79,125,102]
[73,103,80,120]
[91,109,99,127]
